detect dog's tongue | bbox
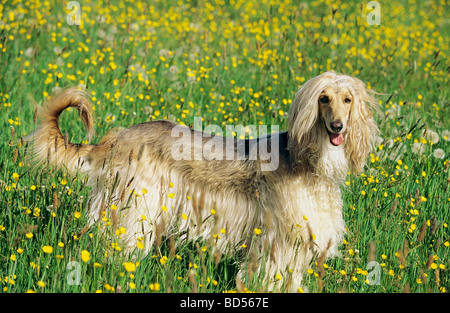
[330,133,344,146]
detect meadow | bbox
[0,0,449,293]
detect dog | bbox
[29,71,379,291]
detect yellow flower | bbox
[181,213,188,220]
[37,281,46,288]
[104,284,114,292]
[129,282,136,289]
[150,283,160,291]
[142,188,147,194]
[42,246,53,254]
[81,250,90,263]
[123,262,136,272]
[168,193,175,198]
[12,172,19,182]
[111,204,118,210]
[60,179,67,185]
[275,274,282,281]
[10,254,16,261]
[160,256,168,265]
[26,232,33,239]
[254,228,262,235]
[74,211,81,219]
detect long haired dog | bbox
[30,71,379,291]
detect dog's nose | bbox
[330,121,343,132]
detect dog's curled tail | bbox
[28,87,95,174]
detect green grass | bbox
[0,0,449,293]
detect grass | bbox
[0,0,449,293]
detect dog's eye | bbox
[319,96,329,104]
[344,98,352,104]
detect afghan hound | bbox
[29,71,379,291]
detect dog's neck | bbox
[316,133,348,181]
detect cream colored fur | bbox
[28,71,379,291]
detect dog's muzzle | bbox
[325,121,344,146]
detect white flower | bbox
[56,57,64,66]
[24,47,35,58]
[375,136,384,147]
[105,34,114,42]
[442,130,450,142]
[424,129,439,144]
[412,142,426,155]
[169,65,179,75]
[96,15,106,24]
[53,46,62,55]
[97,29,106,38]
[385,139,394,149]
[388,143,406,161]
[130,23,140,32]
[159,49,170,59]
[51,86,62,94]
[433,148,445,159]
[187,70,197,84]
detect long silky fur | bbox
[28,72,379,291]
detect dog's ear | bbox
[288,74,331,150]
[345,78,380,173]
[289,84,319,142]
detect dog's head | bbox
[288,71,379,173]
[318,83,353,147]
